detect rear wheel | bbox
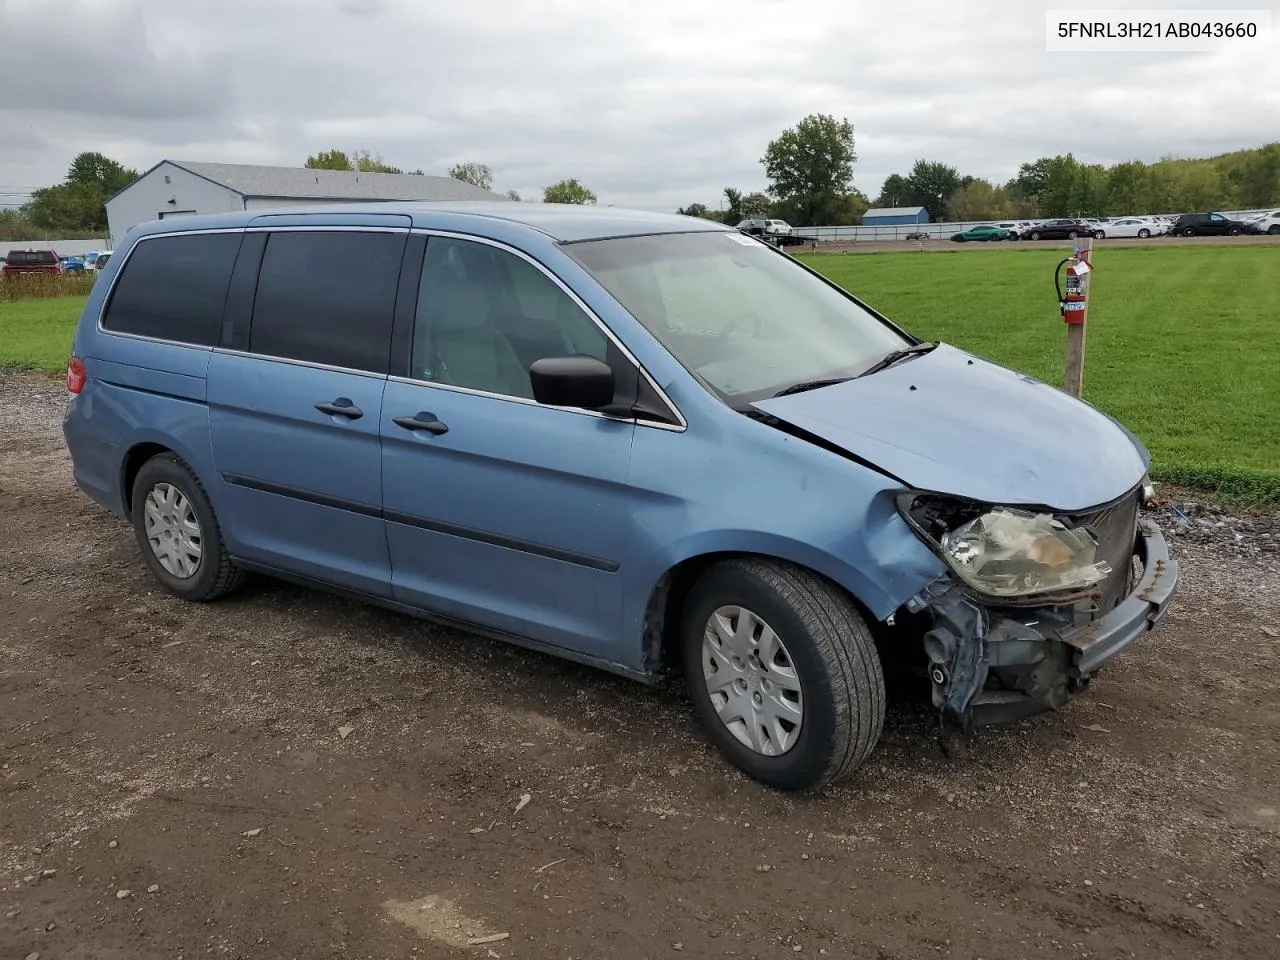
[1182,227,1196,237]
[1269,224,1280,235]
[1067,230,1079,239]
[1228,226,1241,236]
[131,453,246,602]
[1029,231,1042,240]
[681,559,885,791]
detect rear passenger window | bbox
[103,233,242,345]
[249,231,404,374]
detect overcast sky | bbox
[1,0,1277,211]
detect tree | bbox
[945,179,1011,221]
[543,179,596,204]
[305,149,354,171]
[305,149,403,173]
[873,173,910,208]
[722,187,745,223]
[903,160,962,222]
[1007,158,1050,203]
[761,113,857,226]
[1104,160,1147,216]
[505,189,522,202]
[741,191,773,217]
[350,149,402,173]
[676,202,716,219]
[66,152,136,196]
[22,150,138,234]
[448,162,494,191]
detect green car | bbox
[950,225,1012,242]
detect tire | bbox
[1138,228,1150,238]
[1067,230,1078,239]
[130,452,246,602]
[1182,227,1196,237]
[1269,224,1280,235]
[1093,230,1105,239]
[680,558,885,791]
[1029,231,1042,240]
[1228,226,1241,236]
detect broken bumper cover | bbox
[1065,518,1177,676]
[922,518,1179,727]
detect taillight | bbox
[67,356,86,394]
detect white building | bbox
[105,160,506,246]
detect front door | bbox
[209,227,408,595]
[380,235,636,659]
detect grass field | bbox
[799,245,1280,502]
[0,296,84,375]
[1,245,1277,501]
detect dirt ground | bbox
[2,370,1278,960]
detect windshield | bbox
[564,231,908,402]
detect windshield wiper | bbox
[771,376,855,398]
[855,341,937,378]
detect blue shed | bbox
[862,206,929,225]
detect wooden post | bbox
[1064,235,1093,397]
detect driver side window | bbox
[410,238,607,400]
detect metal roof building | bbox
[861,205,929,225]
[105,160,506,246]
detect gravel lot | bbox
[2,370,1278,960]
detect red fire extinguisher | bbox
[1055,252,1092,325]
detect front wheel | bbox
[1137,228,1150,238]
[1029,231,1042,240]
[131,453,247,602]
[1182,227,1196,237]
[1093,230,1105,239]
[1228,226,1241,236]
[1268,224,1280,235]
[1067,230,1079,239]
[681,559,885,791]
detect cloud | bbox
[0,0,1276,209]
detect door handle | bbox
[394,412,449,435]
[315,398,363,419]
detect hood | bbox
[752,343,1147,512]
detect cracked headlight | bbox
[940,508,1112,598]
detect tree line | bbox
[0,152,138,239]
[6,137,1278,242]
[306,152,596,205]
[674,122,1280,226]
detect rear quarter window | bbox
[102,232,244,345]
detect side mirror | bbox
[529,355,615,410]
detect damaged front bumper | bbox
[911,518,1178,728]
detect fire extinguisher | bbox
[1055,252,1091,325]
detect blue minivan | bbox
[63,203,1177,790]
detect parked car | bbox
[63,204,1176,791]
[2,248,62,276]
[92,251,113,272]
[1021,220,1090,241]
[993,222,1032,240]
[1092,218,1162,239]
[737,218,802,246]
[950,225,1010,242]
[61,256,87,274]
[904,231,931,241]
[1168,212,1249,237]
[1245,210,1280,235]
